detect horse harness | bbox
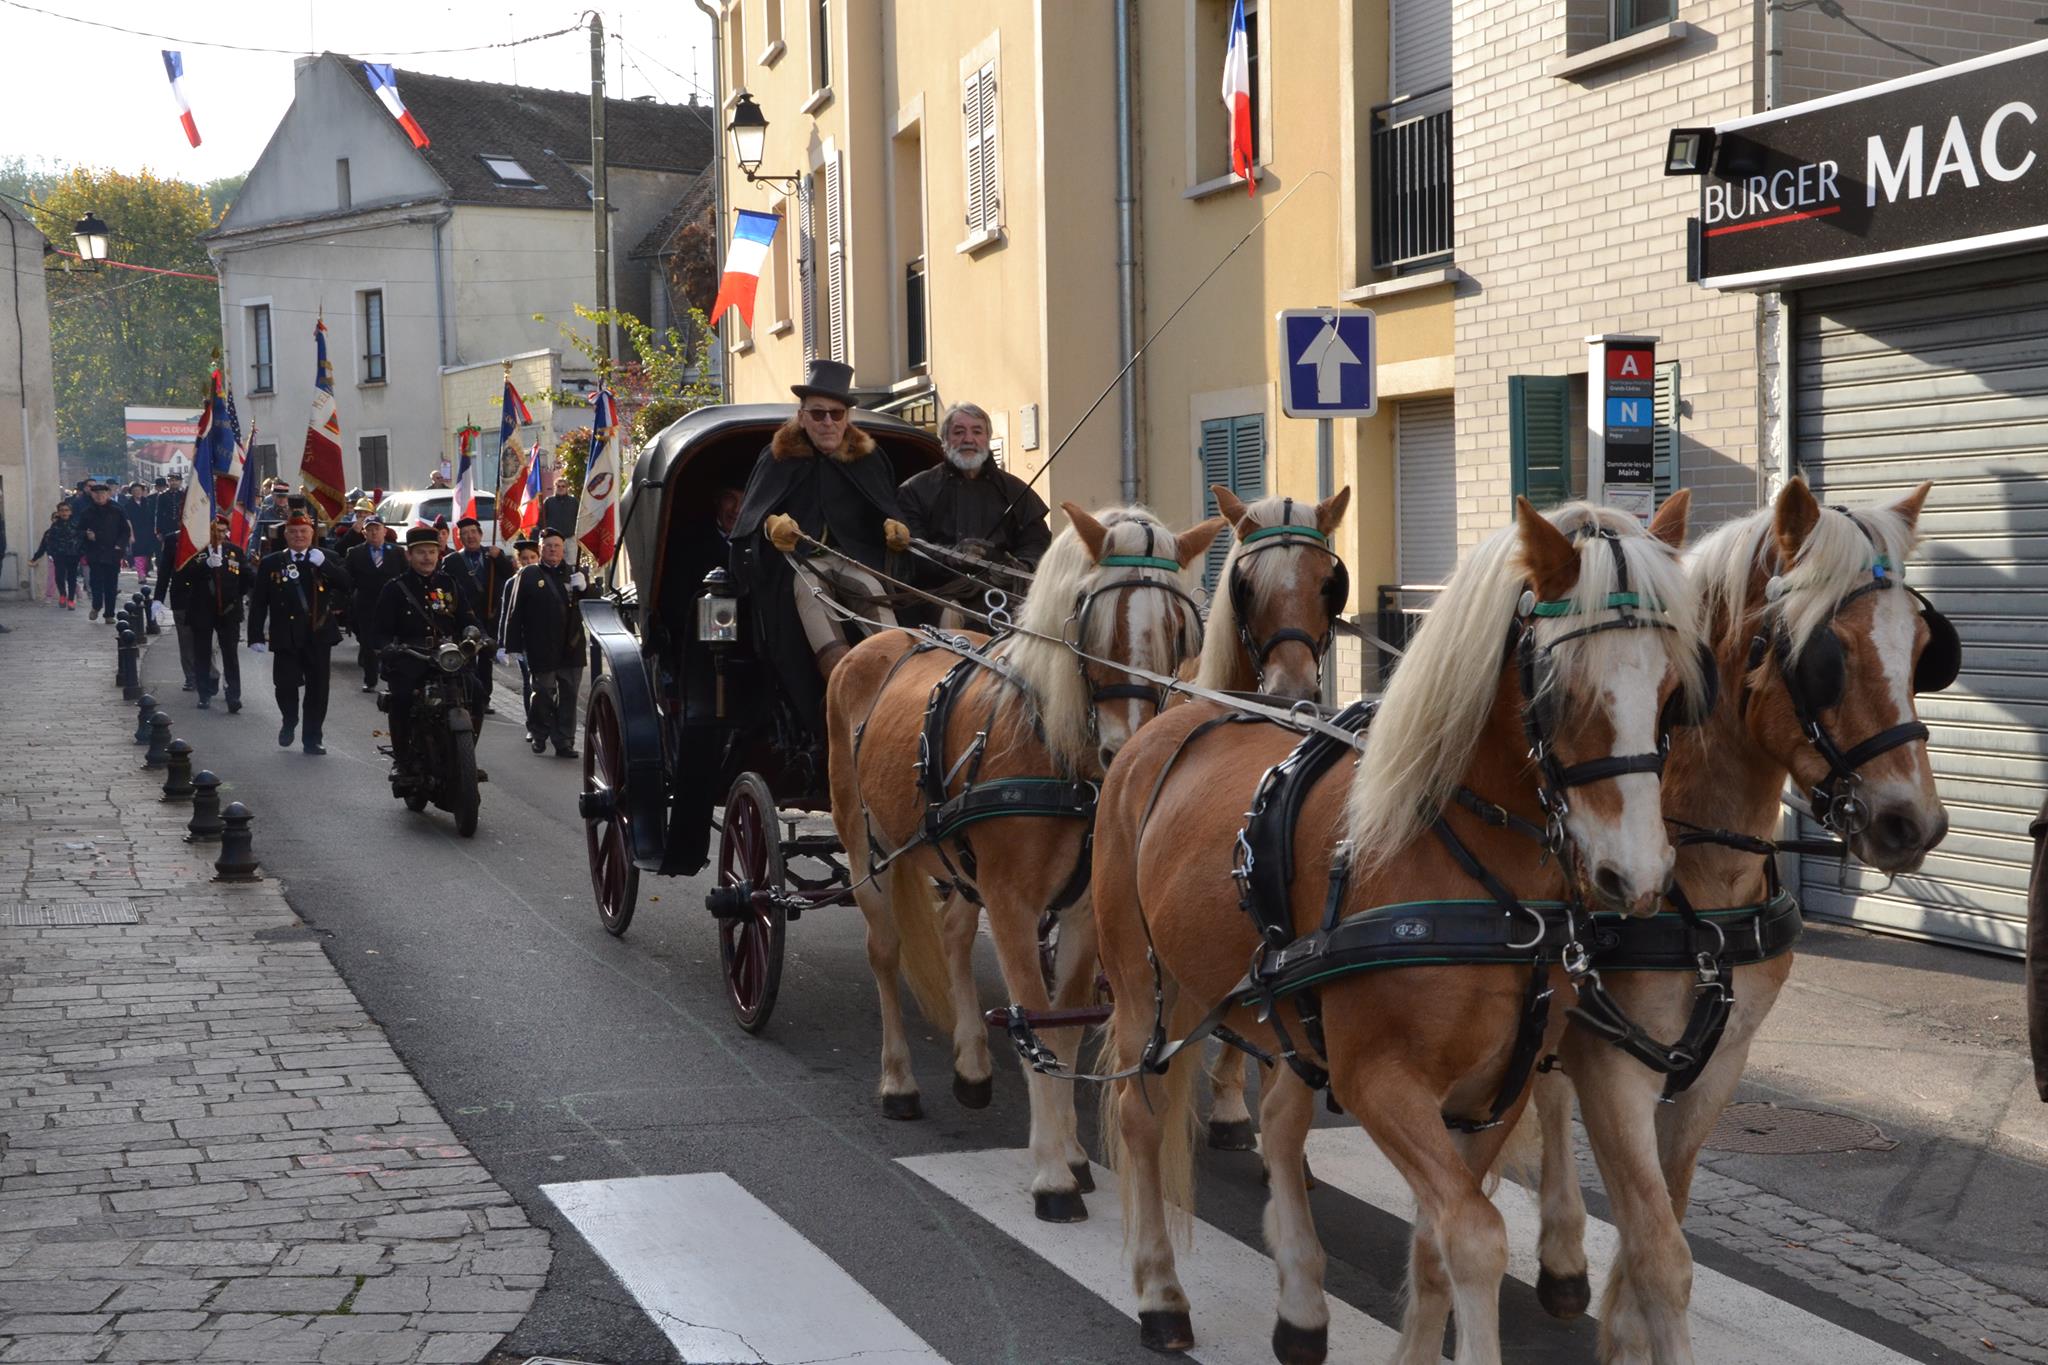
[1226,506,1348,682]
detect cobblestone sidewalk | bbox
[0,600,552,1364]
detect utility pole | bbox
[589,14,612,365]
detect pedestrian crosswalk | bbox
[544,1139,1924,1365]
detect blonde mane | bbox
[1345,502,1706,870]
[1689,495,1923,656]
[1000,505,1202,775]
[1195,494,1323,691]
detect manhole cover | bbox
[2,901,142,927]
[1704,1102,1896,1155]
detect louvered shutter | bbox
[963,67,986,230]
[1199,419,1235,590]
[798,173,817,358]
[1509,375,1571,508]
[825,153,847,362]
[1652,360,1681,505]
[975,62,1000,230]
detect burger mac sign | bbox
[1696,38,2048,290]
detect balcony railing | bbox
[1371,583,1444,690]
[1370,86,1453,274]
[905,256,928,374]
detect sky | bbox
[0,0,718,184]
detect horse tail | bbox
[885,860,957,1035]
[1100,986,1203,1244]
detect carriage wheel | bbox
[583,686,640,937]
[718,772,788,1035]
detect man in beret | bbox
[447,516,515,714]
[501,527,586,757]
[247,510,352,755]
[370,524,481,775]
[344,516,406,692]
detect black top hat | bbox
[404,525,442,548]
[791,358,856,407]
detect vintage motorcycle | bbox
[377,630,490,837]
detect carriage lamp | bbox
[698,567,741,646]
[71,211,110,269]
[726,94,801,190]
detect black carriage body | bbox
[582,404,943,877]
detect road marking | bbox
[899,1148,1415,1365]
[1302,1128,1921,1365]
[542,1173,950,1364]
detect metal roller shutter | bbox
[1396,397,1455,587]
[1792,251,2048,953]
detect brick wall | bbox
[1451,0,1764,548]
[1780,1,2046,107]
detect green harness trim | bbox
[1098,554,1183,571]
[1239,524,1329,547]
[1529,590,1654,617]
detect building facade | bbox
[0,200,60,597]
[208,54,711,494]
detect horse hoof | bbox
[1070,1161,1095,1194]
[880,1092,924,1121]
[1138,1309,1193,1353]
[1208,1118,1257,1151]
[952,1072,993,1109]
[1271,1318,1328,1365]
[1536,1266,1592,1320]
[1033,1188,1088,1223]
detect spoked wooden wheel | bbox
[583,686,640,937]
[718,772,787,1034]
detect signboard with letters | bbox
[1698,38,2048,290]
[1588,336,1656,519]
[1276,308,1377,419]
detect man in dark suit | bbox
[502,528,586,757]
[169,513,251,711]
[75,481,133,622]
[446,516,515,713]
[344,516,406,691]
[246,510,351,755]
[540,474,579,541]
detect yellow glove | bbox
[884,519,911,554]
[765,513,803,553]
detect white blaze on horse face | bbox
[1263,550,1318,700]
[1864,586,1939,800]
[1099,577,1173,759]
[1575,643,1674,913]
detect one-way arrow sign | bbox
[1278,308,1376,418]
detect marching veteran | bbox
[730,359,910,700]
[168,513,250,712]
[369,524,482,768]
[246,507,352,755]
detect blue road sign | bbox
[1277,308,1377,419]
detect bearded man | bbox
[898,401,1050,571]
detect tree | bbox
[202,174,246,224]
[28,169,216,469]
[537,302,722,492]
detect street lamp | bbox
[726,93,800,190]
[71,211,110,268]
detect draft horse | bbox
[1526,478,1954,1364]
[1094,496,1711,1365]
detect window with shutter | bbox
[1197,413,1268,590]
[1652,360,1681,505]
[825,153,847,362]
[1509,375,1571,509]
[798,173,817,357]
[963,61,1000,234]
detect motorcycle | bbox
[377,630,490,837]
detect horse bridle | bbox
[1067,524,1205,742]
[1226,503,1348,685]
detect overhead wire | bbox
[0,0,586,58]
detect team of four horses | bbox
[600,422,1960,1365]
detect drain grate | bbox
[1704,1101,1896,1155]
[2,901,143,927]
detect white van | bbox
[375,489,499,530]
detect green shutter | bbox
[1509,374,1571,509]
[1652,360,1681,505]
[1200,418,1235,590]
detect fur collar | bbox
[771,417,875,463]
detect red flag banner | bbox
[299,319,346,521]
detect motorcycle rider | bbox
[369,524,481,774]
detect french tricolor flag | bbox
[363,63,430,150]
[1221,0,1254,195]
[162,51,200,148]
[709,209,781,329]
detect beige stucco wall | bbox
[1451,0,1763,549]
[0,202,59,597]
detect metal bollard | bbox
[118,628,141,700]
[185,771,224,843]
[161,740,194,802]
[213,802,261,882]
[133,694,158,745]
[143,712,172,770]
[122,597,143,636]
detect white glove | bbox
[495,649,510,666]
[307,548,325,566]
[150,601,166,625]
[206,549,222,567]
[249,642,268,654]
[569,571,587,590]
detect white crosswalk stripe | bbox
[1301,1127,1921,1365]
[542,1173,951,1365]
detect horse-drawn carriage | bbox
[577,403,946,1033]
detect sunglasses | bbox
[801,407,849,423]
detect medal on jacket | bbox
[285,562,300,581]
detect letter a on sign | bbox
[1608,348,1652,379]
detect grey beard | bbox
[946,446,990,473]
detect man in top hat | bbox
[167,512,250,711]
[448,516,515,712]
[344,515,406,691]
[247,508,352,754]
[730,360,909,726]
[369,524,481,773]
[75,480,133,622]
[501,527,586,757]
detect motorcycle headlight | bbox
[435,643,464,673]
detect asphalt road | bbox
[141,641,2023,1365]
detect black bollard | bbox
[161,740,194,802]
[133,694,158,745]
[185,771,224,843]
[118,628,141,700]
[143,712,172,770]
[122,596,142,636]
[213,802,260,882]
